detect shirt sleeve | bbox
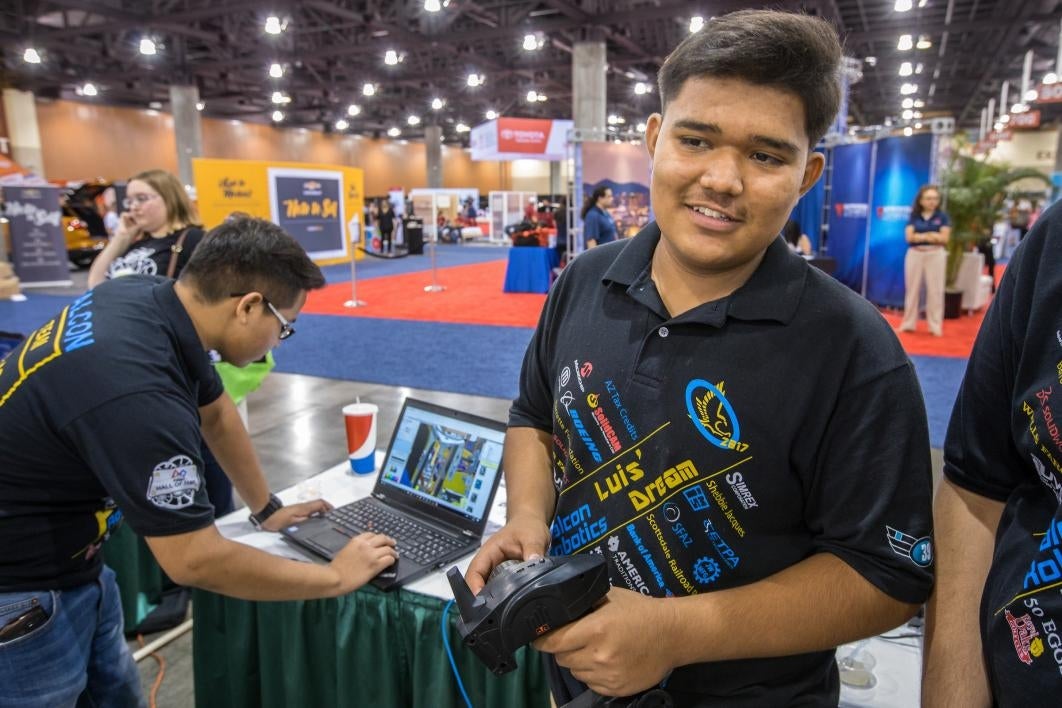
[198,362,225,407]
[938,212,951,228]
[805,362,935,604]
[61,391,217,537]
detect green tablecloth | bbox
[192,586,551,708]
[101,523,169,629]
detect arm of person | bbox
[87,212,138,288]
[145,523,397,601]
[905,223,917,244]
[921,478,1002,708]
[798,233,813,255]
[465,426,556,593]
[536,552,919,696]
[198,392,271,515]
[936,224,951,245]
[584,211,600,249]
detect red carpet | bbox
[303,258,1001,358]
[302,260,547,327]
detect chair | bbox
[953,251,993,314]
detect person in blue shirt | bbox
[581,186,618,248]
[899,184,951,336]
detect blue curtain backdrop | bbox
[826,141,872,293]
[866,133,933,307]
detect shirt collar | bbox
[603,221,808,325]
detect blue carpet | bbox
[319,243,508,284]
[0,293,77,336]
[910,355,968,449]
[272,314,533,399]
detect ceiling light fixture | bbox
[384,49,400,66]
[23,47,41,64]
[902,109,914,120]
[894,0,913,12]
[196,101,205,111]
[271,110,283,122]
[271,91,291,104]
[689,16,705,33]
[431,98,444,110]
[455,123,470,133]
[634,82,652,95]
[916,35,932,49]
[897,34,913,51]
[264,16,284,35]
[900,83,919,95]
[902,98,914,109]
[82,82,98,97]
[466,73,484,87]
[1044,73,1058,85]
[899,62,913,77]
[407,114,421,126]
[269,62,283,78]
[904,126,913,136]
[865,56,877,67]
[335,119,349,130]
[363,83,376,97]
[485,109,497,120]
[424,0,442,11]
[139,38,157,55]
[347,104,361,116]
[636,122,646,133]
[388,127,401,137]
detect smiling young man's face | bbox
[645,76,824,280]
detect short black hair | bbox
[179,217,326,308]
[657,10,842,147]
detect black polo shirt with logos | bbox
[510,223,934,706]
[944,201,1062,705]
[0,275,222,591]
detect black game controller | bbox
[446,554,610,674]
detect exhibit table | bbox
[503,246,559,294]
[191,462,551,708]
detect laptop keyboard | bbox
[326,499,465,566]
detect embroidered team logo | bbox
[885,525,933,567]
[685,379,748,452]
[147,455,201,509]
[1005,610,1043,665]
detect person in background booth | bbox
[466,10,932,706]
[898,184,950,337]
[783,218,813,256]
[581,186,617,248]
[377,199,395,254]
[0,218,398,708]
[923,200,1062,706]
[88,169,204,288]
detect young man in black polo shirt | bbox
[0,218,398,707]
[466,10,933,706]
[924,202,1062,706]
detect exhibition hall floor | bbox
[0,248,954,706]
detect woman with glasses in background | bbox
[88,169,204,287]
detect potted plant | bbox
[940,148,1050,290]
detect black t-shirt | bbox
[944,200,1062,705]
[106,225,205,280]
[511,224,934,705]
[0,276,223,591]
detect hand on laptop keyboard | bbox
[328,531,398,594]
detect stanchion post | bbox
[425,195,446,292]
[344,214,367,307]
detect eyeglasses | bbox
[230,292,295,340]
[122,193,159,209]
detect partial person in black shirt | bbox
[0,218,398,707]
[465,10,933,706]
[87,169,205,287]
[924,200,1062,707]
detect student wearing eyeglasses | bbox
[87,169,205,287]
[0,218,398,707]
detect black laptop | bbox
[280,398,506,590]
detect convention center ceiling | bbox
[1,0,1059,142]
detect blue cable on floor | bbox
[442,599,473,708]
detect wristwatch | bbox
[249,493,283,530]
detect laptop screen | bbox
[378,401,505,524]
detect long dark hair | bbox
[581,186,610,219]
[910,184,941,220]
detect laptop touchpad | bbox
[311,528,352,552]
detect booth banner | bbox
[3,185,71,286]
[471,118,572,161]
[268,168,346,260]
[790,147,827,252]
[826,141,873,294]
[193,158,364,266]
[580,142,651,241]
[866,133,933,307]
